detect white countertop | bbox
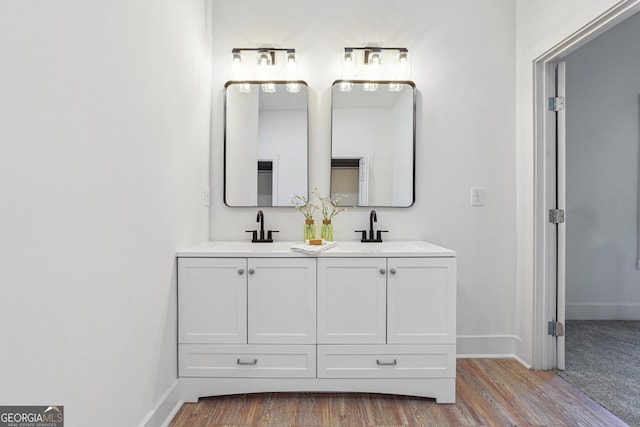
[177,240,455,258]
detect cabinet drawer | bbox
[317,345,455,379]
[179,344,316,378]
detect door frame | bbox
[532,0,640,369]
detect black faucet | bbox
[246,210,278,243]
[257,210,265,240]
[355,209,388,242]
[369,210,377,241]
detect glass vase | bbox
[303,219,316,241]
[320,219,333,241]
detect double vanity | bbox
[187,56,455,403]
[177,240,457,403]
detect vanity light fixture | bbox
[340,47,411,91]
[230,47,300,93]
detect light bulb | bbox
[285,50,298,82]
[369,51,381,65]
[258,52,270,68]
[230,50,243,81]
[286,82,300,93]
[363,82,378,92]
[261,82,276,93]
[342,49,355,80]
[339,81,353,92]
[366,49,381,81]
[397,51,410,79]
[237,83,252,93]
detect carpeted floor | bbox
[557,320,640,427]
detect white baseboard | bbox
[566,303,640,320]
[139,380,183,427]
[511,353,532,370]
[456,334,518,358]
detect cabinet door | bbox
[178,258,247,344]
[247,258,316,344]
[317,258,387,344]
[387,257,456,344]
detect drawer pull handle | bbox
[237,358,258,366]
[237,269,245,275]
[248,269,255,275]
[390,268,397,275]
[376,359,397,366]
[379,268,386,275]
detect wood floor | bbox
[169,359,627,426]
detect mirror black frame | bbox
[223,80,309,207]
[330,80,416,208]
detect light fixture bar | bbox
[230,47,299,84]
[341,46,410,81]
[230,48,296,66]
[344,47,408,54]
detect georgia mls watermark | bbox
[0,406,63,427]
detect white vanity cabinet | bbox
[316,257,456,384]
[387,257,456,344]
[179,257,317,379]
[178,258,247,344]
[177,241,456,404]
[247,257,316,344]
[317,258,387,344]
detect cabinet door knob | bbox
[237,358,258,366]
[376,359,397,366]
[248,269,255,275]
[390,268,396,275]
[237,269,245,275]
[379,268,386,275]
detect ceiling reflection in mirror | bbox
[331,81,415,207]
[224,81,308,207]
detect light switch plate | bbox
[471,187,484,206]
[203,187,211,207]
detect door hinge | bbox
[548,321,565,337]
[549,209,565,224]
[549,96,565,112]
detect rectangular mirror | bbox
[224,81,308,207]
[331,81,415,207]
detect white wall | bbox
[226,88,259,205]
[0,1,211,426]
[211,0,518,356]
[514,0,621,365]
[258,110,308,206]
[564,11,640,320]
